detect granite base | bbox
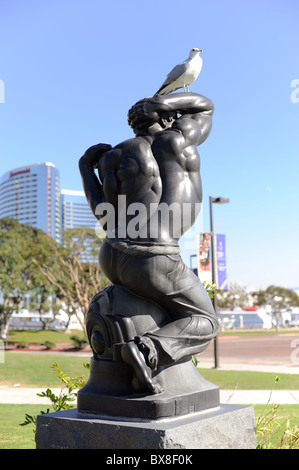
[35,404,257,449]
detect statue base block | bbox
[35,404,257,449]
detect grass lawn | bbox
[0,352,89,387]
[254,403,299,448]
[5,329,86,346]
[1,351,298,389]
[197,368,299,390]
[0,404,49,449]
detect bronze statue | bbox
[78,92,219,419]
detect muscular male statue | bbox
[79,92,218,394]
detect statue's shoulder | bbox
[114,136,153,162]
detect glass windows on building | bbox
[0,163,96,243]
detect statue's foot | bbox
[121,342,163,395]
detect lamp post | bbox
[209,196,230,368]
[190,254,197,271]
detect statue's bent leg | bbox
[99,240,218,377]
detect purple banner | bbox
[216,234,227,290]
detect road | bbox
[198,333,299,373]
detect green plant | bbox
[203,281,221,299]
[43,341,55,350]
[70,335,88,349]
[256,376,299,449]
[20,362,89,430]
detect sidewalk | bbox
[198,361,299,375]
[1,361,299,406]
[0,386,298,405]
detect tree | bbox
[0,218,49,339]
[28,285,62,330]
[252,285,299,329]
[0,218,109,338]
[31,227,109,331]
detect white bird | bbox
[155,48,203,95]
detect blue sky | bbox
[0,0,298,289]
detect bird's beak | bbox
[199,49,203,53]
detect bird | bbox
[155,48,203,96]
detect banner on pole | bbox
[197,233,212,283]
[216,234,228,290]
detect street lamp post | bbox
[209,196,230,368]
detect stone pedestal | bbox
[35,404,257,449]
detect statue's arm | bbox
[156,93,214,146]
[128,93,213,126]
[78,143,112,219]
[128,93,214,145]
[154,92,214,117]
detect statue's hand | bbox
[82,143,112,168]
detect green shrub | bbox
[70,335,88,349]
[20,362,89,430]
[256,377,299,449]
[43,341,55,350]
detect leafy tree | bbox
[0,218,108,337]
[252,285,299,329]
[253,285,299,308]
[0,218,50,339]
[216,290,248,309]
[28,285,62,330]
[31,227,109,331]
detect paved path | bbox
[0,386,298,405]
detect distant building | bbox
[61,189,95,230]
[0,163,96,241]
[218,307,273,329]
[0,162,61,242]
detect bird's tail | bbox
[154,89,166,96]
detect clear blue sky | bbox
[0,0,298,290]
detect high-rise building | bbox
[0,162,61,242]
[61,189,95,231]
[0,163,99,242]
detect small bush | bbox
[43,341,55,350]
[70,335,88,350]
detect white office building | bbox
[0,163,96,241]
[0,162,61,242]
